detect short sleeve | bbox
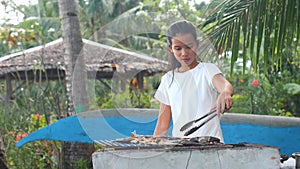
[204,63,223,89]
[154,74,170,105]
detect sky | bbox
[0,0,210,25]
[0,0,37,25]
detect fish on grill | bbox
[112,131,221,146]
[95,130,222,147]
[114,135,185,146]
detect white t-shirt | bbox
[154,63,224,142]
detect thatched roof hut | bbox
[0,38,167,81]
[0,38,167,103]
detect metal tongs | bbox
[180,108,217,136]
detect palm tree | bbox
[58,0,94,168]
[202,0,299,74]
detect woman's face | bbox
[170,33,199,69]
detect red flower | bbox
[36,114,41,120]
[16,133,22,142]
[16,132,29,142]
[252,79,259,87]
[21,133,28,138]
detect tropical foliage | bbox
[0,0,299,168]
[201,0,300,117]
[0,81,65,168]
[202,0,300,74]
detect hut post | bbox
[120,79,126,91]
[136,73,144,92]
[5,74,12,108]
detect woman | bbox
[153,20,233,142]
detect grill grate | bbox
[94,136,221,147]
[94,140,142,147]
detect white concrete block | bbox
[92,144,280,169]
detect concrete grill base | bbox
[92,144,280,169]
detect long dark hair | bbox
[166,20,198,85]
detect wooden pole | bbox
[136,73,144,92]
[5,74,12,108]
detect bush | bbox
[227,70,300,117]
[100,89,159,109]
[0,105,60,169]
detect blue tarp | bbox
[17,113,300,155]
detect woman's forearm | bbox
[213,74,234,114]
[153,103,172,137]
[222,81,234,96]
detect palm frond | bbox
[202,0,300,74]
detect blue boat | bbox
[17,108,300,155]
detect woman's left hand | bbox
[216,91,233,115]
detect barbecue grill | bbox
[92,135,281,169]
